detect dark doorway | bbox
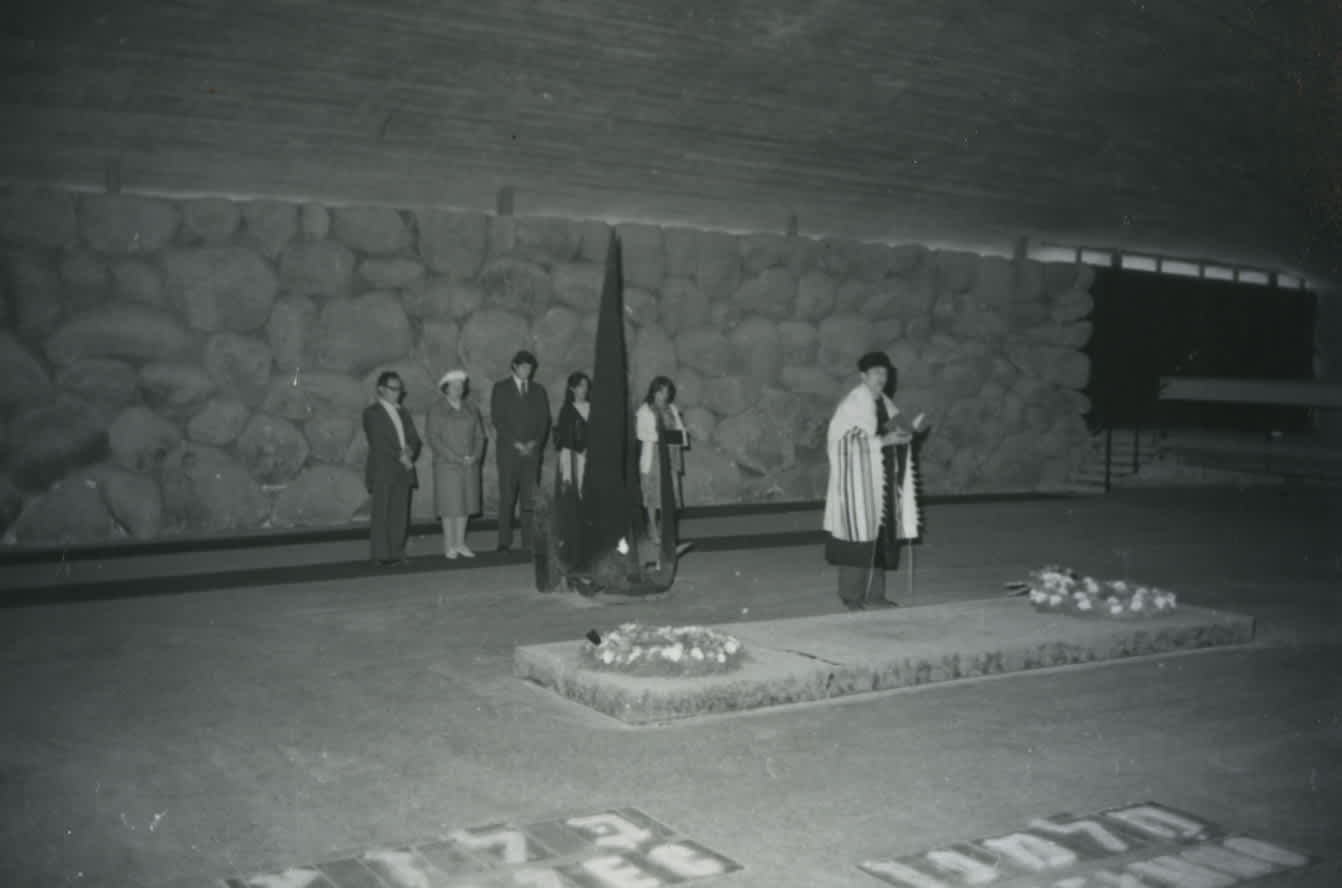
[1084,268,1316,433]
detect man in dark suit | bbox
[490,350,551,552]
[363,370,422,566]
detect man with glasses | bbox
[363,371,422,566]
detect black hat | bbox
[857,351,893,373]
[511,349,538,369]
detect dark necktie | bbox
[521,381,528,397]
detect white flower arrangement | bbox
[1017,565,1177,620]
[580,623,747,677]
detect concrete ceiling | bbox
[2,0,1338,281]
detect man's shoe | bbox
[867,598,900,608]
[843,601,865,611]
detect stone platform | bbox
[514,597,1255,725]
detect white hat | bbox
[438,369,468,388]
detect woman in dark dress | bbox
[552,371,590,568]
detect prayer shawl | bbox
[823,384,921,543]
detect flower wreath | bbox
[1015,565,1178,619]
[580,623,747,677]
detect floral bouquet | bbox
[579,623,747,677]
[1009,565,1178,619]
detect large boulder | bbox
[696,230,741,302]
[300,203,330,240]
[631,324,678,399]
[80,194,179,254]
[266,295,317,372]
[8,475,119,544]
[477,256,554,316]
[279,240,356,299]
[308,292,413,373]
[513,216,583,263]
[794,270,836,322]
[241,201,298,259]
[331,206,411,255]
[816,313,875,376]
[59,248,111,308]
[261,371,369,422]
[182,198,240,244]
[402,277,482,320]
[658,276,710,335]
[0,333,54,411]
[662,226,698,278]
[159,444,269,533]
[270,465,368,526]
[235,414,310,484]
[1005,343,1091,390]
[7,396,110,490]
[549,262,603,313]
[732,267,795,320]
[415,319,462,382]
[616,223,665,291]
[530,306,585,379]
[55,359,140,414]
[680,444,744,507]
[681,405,717,445]
[110,260,164,306]
[415,209,488,278]
[162,247,278,333]
[1052,287,1095,323]
[139,362,217,417]
[1026,321,1093,349]
[108,405,183,473]
[202,333,274,407]
[6,250,65,339]
[728,316,782,384]
[713,408,794,476]
[777,321,818,365]
[305,416,357,464]
[699,374,764,418]
[79,463,164,540]
[624,286,659,327]
[44,303,192,365]
[186,398,251,446]
[739,233,794,276]
[458,309,530,385]
[359,257,424,289]
[0,186,79,248]
[675,328,731,377]
[780,365,841,400]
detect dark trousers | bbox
[838,564,886,608]
[496,450,540,549]
[830,532,898,608]
[369,479,412,562]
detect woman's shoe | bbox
[457,544,476,558]
[444,547,459,560]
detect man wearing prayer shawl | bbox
[822,351,923,610]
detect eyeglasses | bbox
[383,384,404,393]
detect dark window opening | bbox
[1083,267,1317,434]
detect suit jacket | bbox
[490,377,551,455]
[362,401,422,492]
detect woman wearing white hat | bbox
[426,369,485,558]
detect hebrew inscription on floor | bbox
[222,807,742,888]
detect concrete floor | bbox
[1,487,1339,888]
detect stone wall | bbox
[0,187,1095,547]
